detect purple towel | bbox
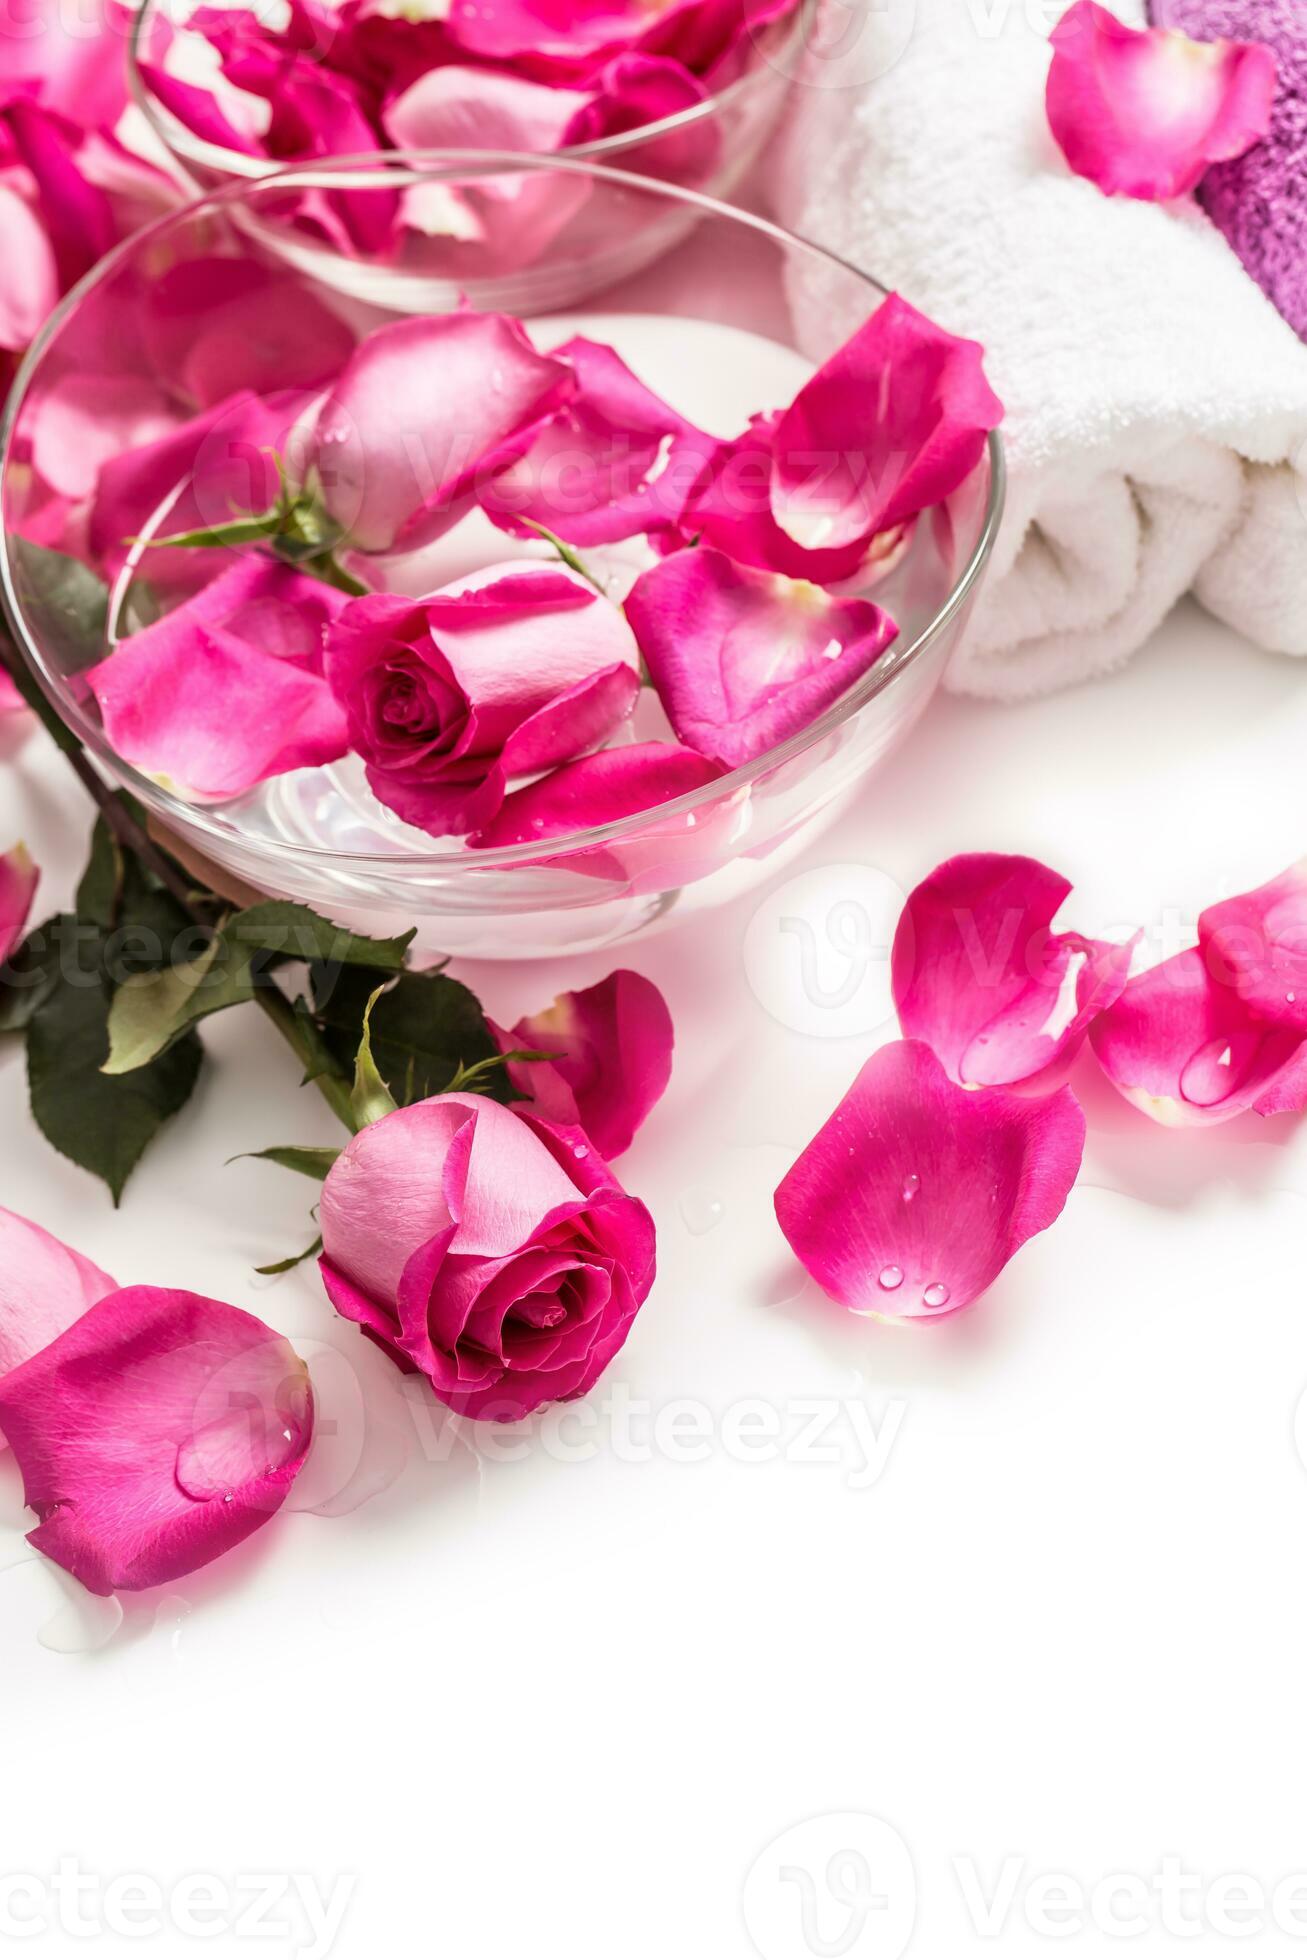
[1150,0,1307,338]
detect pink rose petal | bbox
[499,969,674,1158]
[88,558,350,799]
[625,547,898,767]
[0,180,59,352]
[1046,0,1276,200]
[561,52,718,180]
[468,740,722,849]
[0,842,39,967]
[482,334,715,546]
[774,1039,1086,1320]
[1089,944,1307,1125]
[1199,860,1307,1035]
[769,294,1004,558]
[891,852,1137,1092]
[141,258,358,409]
[313,313,574,554]
[0,671,25,716]
[0,1287,313,1595]
[0,1206,116,1389]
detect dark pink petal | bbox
[500,969,674,1157]
[774,1039,1086,1320]
[136,63,266,157]
[1199,860,1307,1034]
[141,259,357,409]
[1046,0,1276,200]
[1090,945,1307,1126]
[770,294,1004,555]
[891,852,1137,1092]
[0,1207,115,1387]
[681,418,872,583]
[561,52,718,180]
[313,313,574,554]
[468,740,722,848]
[0,843,39,967]
[0,1287,313,1595]
[89,390,302,587]
[89,559,350,798]
[2,102,114,292]
[483,334,715,546]
[625,547,897,767]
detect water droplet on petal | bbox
[877,1264,904,1291]
[922,1282,951,1310]
[1178,1031,1260,1107]
[901,1173,920,1202]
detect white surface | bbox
[773,0,1307,699]
[4,598,1307,1956]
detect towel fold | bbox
[770,0,1307,699]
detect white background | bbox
[4,597,1307,1957]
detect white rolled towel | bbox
[770,0,1307,698]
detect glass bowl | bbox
[128,0,814,306]
[0,158,1004,959]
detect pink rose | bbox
[318,1093,656,1420]
[323,563,641,836]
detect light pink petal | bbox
[0,843,39,967]
[384,62,585,154]
[142,258,357,410]
[1090,945,1307,1126]
[1,0,134,129]
[1199,860,1307,1035]
[1046,0,1276,201]
[313,313,574,554]
[0,1206,115,1388]
[891,852,1137,1092]
[319,1094,582,1307]
[502,968,674,1158]
[30,372,177,503]
[774,1039,1086,1320]
[0,1287,313,1595]
[483,333,715,545]
[0,181,59,352]
[0,671,25,715]
[88,560,350,799]
[770,294,1004,555]
[468,740,723,848]
[626,547,897,767]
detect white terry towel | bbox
[770,0,1307,699]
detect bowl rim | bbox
[0,152,1007,875]
[126,0,820,184]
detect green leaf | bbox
[9,541,110,678]
[26,914,202,1202]
[349,986,398,1129]
[312,965,509,1108]
[233,1144,341,1181]
[256,1233,323,1278]
[142,510,284,552]
[103,938,225,1074]
[102,900,414,1075]
[0,913,62,1033]
[76,819,125,929]
[443,1048,557,1095]
[225,901,414,972]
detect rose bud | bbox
[318,1093,656,1420]
[323,562,641,837]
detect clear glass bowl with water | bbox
[0,157,1004,958]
